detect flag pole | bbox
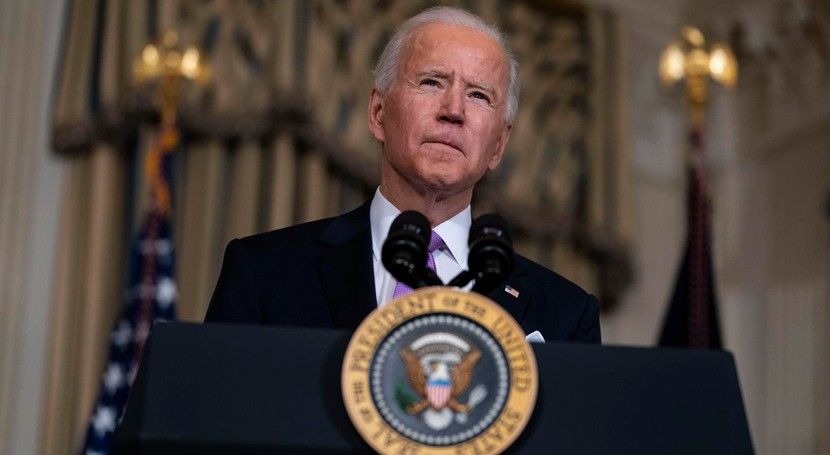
[657,26,737,349]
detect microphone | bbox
[381,211,442,290]
[468,214,515,295]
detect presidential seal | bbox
[342,287,538,454]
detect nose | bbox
[438,84,464,126]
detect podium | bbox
[115,322,753,454]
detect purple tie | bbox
[392,231,445,298]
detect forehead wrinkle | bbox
[401,23,508,100]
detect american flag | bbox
[504,285,520,298]
[81,130,178,454]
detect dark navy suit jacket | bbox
[204,200,601,343]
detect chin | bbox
[418,174,471,194]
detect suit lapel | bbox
[487,260,530,328]
[316,201,378,330]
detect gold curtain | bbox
[42,0,130,451]
[42,0,631,452]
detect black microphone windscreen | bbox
[468,214,515,294]
[469,213,512,246]
[390,210,431,243]
[381,211,433,288]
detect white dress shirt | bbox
[370,188,470,307]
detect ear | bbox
[487,123,512,170]
[367,88,385,143]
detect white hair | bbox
[373,6,520,124]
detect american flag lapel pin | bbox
[504,285,519,298]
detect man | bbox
[205,7,600,343]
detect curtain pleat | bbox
[98,0,124,105]
[177,141,225,322]
[41,146,128,453]
[72,146,128,431]
[225,141,264,239]
[43,0,129,430]
[298,151,329,223]
[327,170,343,217]
[123,1,149,72]
[53,0,97,124]
[0,1,47,447]
[41,160,88,455]
[267,134,298,229]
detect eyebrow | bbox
[416,70,498,98]
[468,81,496,96]
[417,69,450,80]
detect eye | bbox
[470,91,491,102]
[420,78,440,87]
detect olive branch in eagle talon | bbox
[399,347,482,414]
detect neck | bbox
[379,181,471,227]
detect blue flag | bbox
[82,130,178,453]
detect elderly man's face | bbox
[369,23,512,198]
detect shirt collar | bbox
[370,188,471,269]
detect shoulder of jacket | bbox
[514,253,592,302]
[233,216,337,253]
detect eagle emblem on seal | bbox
[397,332,488,430]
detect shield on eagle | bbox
[426,377,452,409]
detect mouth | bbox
[424,138,463,154]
